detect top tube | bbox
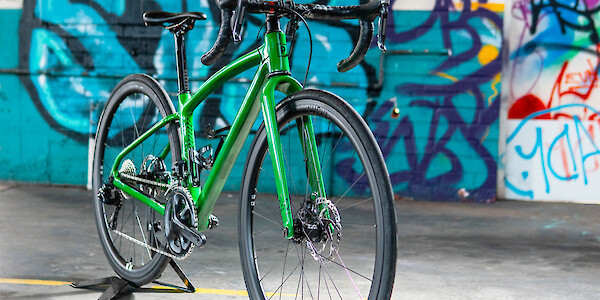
[181,48,263,117]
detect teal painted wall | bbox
[0,0,502,202]
[0,9,88,185]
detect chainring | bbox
[164,186,196,256]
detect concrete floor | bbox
[0,184,599,299]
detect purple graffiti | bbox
[344,0,502,202]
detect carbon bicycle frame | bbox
[107,30,326,239]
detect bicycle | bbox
[92,0,397,298]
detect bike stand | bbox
[71,260,195,300]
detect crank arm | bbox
[171,217,207,247]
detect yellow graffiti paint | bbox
[487,73,501,105]
[434,72,459,82]
[454,2,505,12]
[478,45,499,65]
[479,73,502,143]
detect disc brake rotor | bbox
[294,197,342,261]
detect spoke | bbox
[340,222,376,226]
[331,244,363,298]
[280,241,291,300]
[135,206,152,260]
[300,248,316,299]
[323,229,372,282]
[322,266,334,300]
[116,113,125,150]
[318,263,322,300]
[118,203,135,233]
[253,211,283,228]
[336,245,376,255]
[298,117,315,200]
[149,126,160,158]
[316,253,372,283]
[334,151,358,199]
[336,173,366,204]
[252,223,282,237]
[132,199,136,265]
[129,98,142,155]
[255,187,284,225]
[260,244,298,283]
[336,197,372,212]
[302,117,331,198]
[266,258,303,300]
[282,125,300,197]
[140,97,151,135]
[311,245,343,299]
[319,130,346,193]
[294,246,304,300]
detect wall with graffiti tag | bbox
[0,0,503,202]
[500,0,600,203]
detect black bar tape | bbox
[337,19,373,72]
[201,8,233,66]
[302,2,380,21]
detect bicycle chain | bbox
[111,229,194,261]
[120,172,171,189]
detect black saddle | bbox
[143,11,206,27]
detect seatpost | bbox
[174,32,190,95]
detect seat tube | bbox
[173,29,200,199]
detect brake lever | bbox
[232,0,247,42]
[377,0,389,52]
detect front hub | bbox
[292,197,342,260]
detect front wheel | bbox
[239,89,397,299]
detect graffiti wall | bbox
[382,0,503,202]
[0,0,503,202]
[501,0,600,202]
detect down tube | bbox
[196,63,269,231]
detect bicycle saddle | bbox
[143,11,206,27]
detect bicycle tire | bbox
[93,74,182,286]
[239,89,397,299]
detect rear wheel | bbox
[239,89,397,299]
[93,74,181,286]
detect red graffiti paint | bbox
[508,94,551,119]
[509,45,600,120]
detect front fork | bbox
[261,76,327,239]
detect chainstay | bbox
[111,229,194,261]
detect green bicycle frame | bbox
[110,31,327,239]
